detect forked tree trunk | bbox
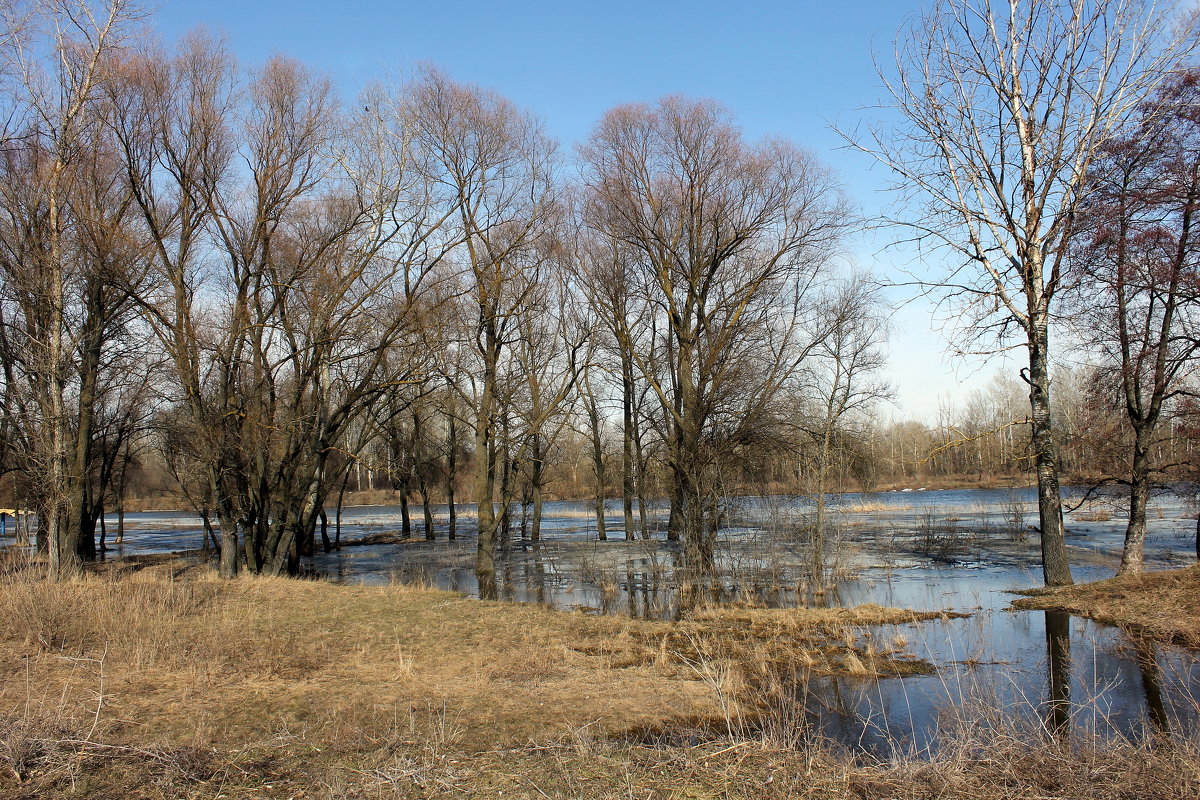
[634,416,650,540]
[414,409,435,540]
[335,468,351,551]
[529,435,544,541]
[475,404,499,598]
[498,414,512,547]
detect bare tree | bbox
[850,0,1198,585]
[1067,68,1200,573]
[111,41,456,576]
[802,276,891,586]
[408,68,560,596]
[574,234,655,540]
[0,0,143,577]
[509,272,585,542]
[581,96,850,576]
[578,361,610,542]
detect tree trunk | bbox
[634,417,650,540]
[498,414,512,548]
[36,510,47,555]
[475,397,499,598]
[530,436,544,542]
[667,475,682,542]
[98,503,107,554]
[1028,323,1073,586]
[587,393,607,541]
[115,490,125,545]
[219,513,239,579]
[1045,610,1072,736]
[399,487,411,537]
[414,409,435,540]
[622,365,636,541]
[676,349,715,575]
[335,468,350,551]
[1119,428,1153,574]
[446,409,458,541]
[200,508,215,553]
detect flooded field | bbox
[99,486,1200,755]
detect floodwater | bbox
[96,486,1200,755]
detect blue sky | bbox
[153,0,1008,419]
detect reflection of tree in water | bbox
[1045,611,1071,737]
[530,561,547,606]
[1134,639,1170,736]
[477,572,497,601]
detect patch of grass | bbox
[1012,564,1200,646]
[0,567,957,794]
[838,500,909,514]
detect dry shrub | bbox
[0,713,81,784]
[840,500,907,514]
[486,644,575,684]
[663,604,949,681]
[0,709,220,797]
[0,570,365,683]
[634,647,1200,800]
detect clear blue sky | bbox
[153,0,1004,420]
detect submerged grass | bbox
[0,561,1196,798]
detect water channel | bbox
[98,486,1200,755]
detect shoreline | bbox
[1012,564,1200,648]
[114,477,1092,515]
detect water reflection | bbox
[1135,639,1170,735]
[1045,610,1071,736]
[478,567,497,601]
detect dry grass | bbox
[872,698,1200,800]
[837,500,909,514]
[1073,508,1114,522]
[0,564,1196,799]
[0,563,951,798]
[1013,564,1200,647]
[675,603,957,674]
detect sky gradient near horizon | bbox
[151,0,1016,419]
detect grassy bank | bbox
[0,561,1197,799]
[1013,564,1200,647]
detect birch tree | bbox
[850,0,1198,585]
